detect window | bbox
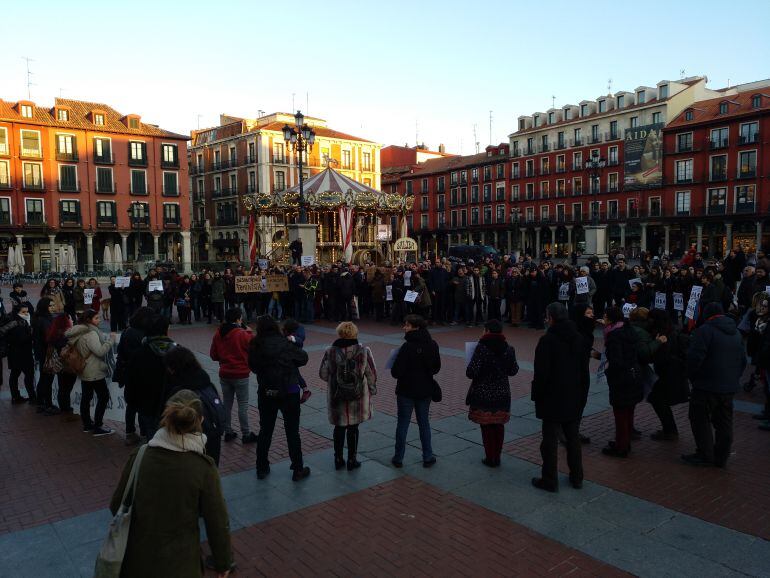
[630,116,638,128]
[527,138,535,154]
[556,179,565,196]
[421,196,429,211]
[707,188,727,214]
[56,134,76,160]
[26,198,44,224]
[0,127,6,155]
[548,112,555,124]
[496,163,504,179]
[540,157,549,175]
[572,203,582,221]
[525,159,534,177]
[710,155,727,181]
[676,191,691,215]
[598,100,606,113]
[511,185,519,201]
[460,187,467,203]
[740,122,759,144]
[677,133,693,152]
[21,104,33,118]
[526,183,534,200]
[161,144,178,167]
[541,135,549,151]
[563,107,571,120]
[608,200,618,219]
[556,155,565,172]
[738,151,757,178]
[93,113,105,126]
[96,167,114,193]
[735,185,756,213]
[248,171,256,192]
[580,104,589,117]
[160,172,178,195]
[342,150,352,169]
[627,198,639,218]
[57,108,69,121]
[496,204,505,223]
[540,181,549,199]
[684,109,693,121]
[471,185,479,203]
[406,181,413,195]
[229,174,237,192]
[164,203,181,225]
[229,146,236,164]
[97,201,116,224]
[659,85,669,99]
[59,165,77,191]
[471,207,479,225]
[437,194,445,211]
[363,152,371,171]
[649,197,661,217]
[608,146,618,165]
[196,178,204,196]
[556,204,565,222]
[609,120,618,140]
[608,173,618,192]
[557,131,565,148]
[214,176,221,192]
[483,206,492,224]
[94,137,112,162]
[248,142,256,162]
[128,117,140,129]
[637,91,646,104]
[526,207,534,222]
[675,159,693,183]
[130,202,149,224]
[540,205,549,221]
[573,127,582,145]
[710,127,728,148]
[652,112,661,124]
[533,115,539,127]
[59,200,80,224]
[420,214,428,229]
[275,171,285,191]
[512,162,520,179]
[450,210,458,228]
[21,130,41,157]
[573,151,583,169]
[129,141,146,165]
[752,95,762,108]
[22,162,43,189]
[0,160,9,187]
[719,102,728,115]
[0,197,10,224]
[512,141,519,156]
[460,209,467,227]
[483,184,491,202]
[496,183,505,201]
[519,119,525,130]
[616,95,625,108]
[573,177,582,195]
[450,171,458,185]
[591,124,599,143]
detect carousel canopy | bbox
[243,167,411,213]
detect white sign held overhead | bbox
[148,280,163,292]
[300,255,315,267]
[404,271,412,287]
[558,283,570,301]
[628,278,642,289]
[575,277,589,295]
[690,285,702,302]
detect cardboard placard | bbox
[235,275,261,293]
[673,292,684,311]
[148,280,163,292]
[575,277,589,295]
[404,290,419,303]
[84,288,95,305]
[115,276,131,288]
[386,285,393,301]
[690,285,702,302]
[266,274,289,292]
[628,277,642,289]
[685,298,698,320]
[301,255,315,267]
[558,283,570,301]
[654,292,667,310]
[404,271,412,287]
[765,285,770,295]
[622,303,637,318]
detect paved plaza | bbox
[1,314,770,577]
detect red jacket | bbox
[210,325,253,379]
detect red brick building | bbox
[661,84,770,256]
[0,98,190,272]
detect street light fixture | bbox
[584,150,606,225]
[282,110,316,224]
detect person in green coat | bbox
[109,390,232,578]
[210,272,226,323]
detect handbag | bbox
[93,445,148,578]
[431,378,443,403]
[43,346,63,374]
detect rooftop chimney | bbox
[438,143,445,153]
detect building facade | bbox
[0,98,190,272]
[189,112,380,264]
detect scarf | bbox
[148,427,207,455]
[18,313,31,324]
[603,321,624,339]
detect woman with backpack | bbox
[319,322,377,470]
[464,319,519,467]
[64,309,117,437]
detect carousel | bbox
[242,167,412,265]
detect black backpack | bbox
[198,384,226,437]
[333,346,365,402]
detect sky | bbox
[1,0,769,155]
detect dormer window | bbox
[580,104,588,117]
[752,95,761,108]
[94,113,105,126]
[684,109,694,121]
[659,84,669,99]
[518,119,525,130]
[57,109,69,122]
[20,105,33,118]
[616,95,625,108]
[637,91,646,104]
[563,108,571,120]
[598,100,606,113]
[548,112,555,124]
[719,102,728,115]
[129,118,140,129]
[533,115,540,127]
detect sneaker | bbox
[422,457,437,468]
[292,466,311,482]
[242,432,258,444]
[300,390,312,404]
[531,477,558,493]
[125,432,141,446]
[92,427,115,437]
[224,432,237,442]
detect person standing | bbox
[531,303,590,491]
[485,269,504,321]
[465,319,519,467]
[32,298,57,413]
[249,315,310,481]
[0,304,37,404]
[391,315,441,468]
[65,309,117,436]
[73,278,87,319]
[289,238,303,266]
[126,272,145,318]
[46,313,77,418]
[319,322,377,470]
[210,308,257,444]
[61,278,77,322]
[108,390,232,578]
[682,302,746,467]
[210,272,226,323]
[107,276,128,332]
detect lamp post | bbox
[282,111,316,224]
[584,150,606,226]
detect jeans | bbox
[80,378,110,429]
[267,298,283,320]
[57,372,77,412]
[256,391,303,472]
[394,395,433,462]
[540,419,583,488]
[221,377,251,435]
[689,389,733,464]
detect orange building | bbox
[0,98,190,272]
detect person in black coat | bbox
[531,303,591,492]
[32,298,56,412]
[465,319,518,467]
[108,277,127,332]
[391,314,441,468]
[126,272,145,318]
[0,304,36,403]
[248,315,310,481]
[600,306,643,458]
[525,267,547,329]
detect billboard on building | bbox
[623,123,664,190]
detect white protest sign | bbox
[258,259,269,271]
[404,271,412,287]
[622,303,637,318]
[148,280,163,292]
[685,298,698,320]
[628,278,642,289]
[301,255,315,267]
[385,285,393,301]
[575,277,589,295]
[654,292,667,310]
[558,283,570,301]
[404,290,419,303]
[465,342,478,366]
[115,276,131,288]
[84,288,95,304]
[690,285,702,302]
[673,292,684,311]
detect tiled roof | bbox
[253,121,376,144]
[0,98,188,139]
[665,92,770,129]
[406,150,508,177]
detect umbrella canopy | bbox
[7,246,15,273]
[16,244,25,274]
[59,246,67,273]
[68,245,77,273]
[113,243,123,269]
[103,245,113,270]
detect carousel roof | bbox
[243,167,412,213]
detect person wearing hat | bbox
[683,302,746,467]
[464,319,519,467]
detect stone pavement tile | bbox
[226,490,297,529]
[580,491,677,534]
[408,431,477,457]
[508,396,536,417]
[0,523,79,578]
[358,430,399,452]
[455,426,483,444]
[503,416,542,438]
[52,509,112,550]
[517,501,618,548]
[225,476,629,577]
[65,539,103,578]
[430,414,477,435]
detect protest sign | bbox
[690,285,702,301]
[266,274,289,292]
[404,290,419,303]
[386,285,393,301]
[258,259,269,271]
[301,255,315,267]
[404,271,412,287]
[575,277,589,295]
[148,280,163,292]
[622,303,637,318]
[558,283,570,301]
[673,292,684,311]
[685,298,698,320]
[235,276,261,293]
[766,285,770,295]
[115,276,131,288]
[84,288,95,304]
[628,277,642,289]
[654,292,667,310]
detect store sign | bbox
[394,237,418,252]
[624,123,664,190]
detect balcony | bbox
[128,156,147,167]
[95,180,117,194]
[606,131,620,142]
[25,217,46,227]
[130,216,150,229]
[737,169,757,180]
[540,168,550,176]
[675,177,694,185]
[96,217,117,228]
[19,146,42,159]
[707,204,726,216]
[59,216,81,228]
[58,179,80,193]
[437,184,446,193]
[160,158,179,169]
[708,139,728,150]
[22,181,45,191]
[525,146,535,156]
[512,149,521,158]
[246,185,258,194]
[555,166,567,174]
[272,156,288,165]
[245,154,257,164]
[541,144,550,152]
[164,218,181,228]
[216,217,239,226]
[589,135,602,144]
[191,219,207,230]
[738,133,760,145]
[571,138,583,147]
[56,151,78,162]
[736,203,756,214]
[555,141,566,150]
[525,170,535,178]
[190,164,204,175]
[608,159,620,166]
[94,153,113,164]
[0,178,12,190]
[510,172,521,180]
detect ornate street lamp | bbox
[282,111,316,224]
[584,150,607,226]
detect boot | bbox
[333,427,345,470]
[346,426,361,470]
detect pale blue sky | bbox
[2,0,768,154]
